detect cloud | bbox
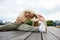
[46,12,60,20]
[0,0,60,21]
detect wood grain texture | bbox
[42,32,59,40]
[0,31,32,40]
[27,32,41,40]
[0,27,60,40]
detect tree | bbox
[58,23,60,26]
[46,20,54,26]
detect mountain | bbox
[54,20,60,26]
[0,20,3,25]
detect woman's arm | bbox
[15,16,22,24]
[15,16,27,24]
[37,15,45,22]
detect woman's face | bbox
[24,12,30,18]
[24,12,34,18]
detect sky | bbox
[0,0,60,22]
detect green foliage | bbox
[25,20,33,26]
[46,20,54,26]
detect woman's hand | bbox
[37,15,45,22]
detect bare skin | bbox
[16,12,37,24]
[16,11,45,24]
[37,15,45,22]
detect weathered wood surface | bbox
[47,27,60,40]
[42,32,59,40]
[27,32,41,40]
[0,27,60,40]
[0,31,32,40]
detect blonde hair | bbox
[18,9,39,17]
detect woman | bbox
[0,10,47,32]
[16,10,47,32]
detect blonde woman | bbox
[16,10,47,32]
[0,10,47,32]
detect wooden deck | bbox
[0,27,60,40]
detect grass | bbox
[56,26,60,28]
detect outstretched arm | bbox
[37,15,45,22]
[15,16,27,24]
[15,16,22,24]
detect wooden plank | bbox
[0,31,32,40]
[0,31,24,36]
[27,32,41,40]
[9,32,32,40]
[42,32,59,40]
[0,31,26,40]
[47,27,60,39]
[0,27,60,40]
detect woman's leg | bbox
[0,23,20,31]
